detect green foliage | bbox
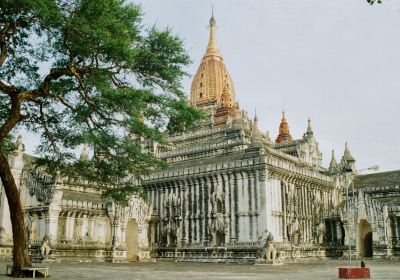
[367,0,382,5]
[0,0,203,205]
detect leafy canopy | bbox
[0,0,203,204]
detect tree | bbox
[367,0,382,4]
[0,0,202,276]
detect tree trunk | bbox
[0,152,31,277]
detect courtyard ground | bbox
[0,259,399,279]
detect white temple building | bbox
[0,15,399,263]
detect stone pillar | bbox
[65,212,75,240]
[194,178,200,243]
[248,171,255,241]
[229,173,237,242]
[236,172,243,241]
[189,179,196,244]
[45,210,60,243]
[221,173,230,243]
[241,171,249,241]
[204,176,211,244]
[115,219,122,245]
[75,213,83,240]
[30,213,39,242]
[282,181,287,242]
[120,222,127,245]
[96,219,105,243]
[188,179,194,244]
[257,170,268,239]
[88,216,95,240]
[200,177,206,244]
[183,180,189,244]
[159,185,166,244]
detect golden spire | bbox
[205,7,221,58]
[275,111,292,144]
[190,10,236,109]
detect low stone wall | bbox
[29,243,152,263]
[152,245,329,264]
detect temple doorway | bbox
[358,219,373,258]
[126,219,139,261]
[215,231,224,246]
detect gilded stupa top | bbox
[190,13,235,108]
[275,111,293,144]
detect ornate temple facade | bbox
[0,137,151,262]
[0,15,399,263]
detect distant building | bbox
[0,14,398,263]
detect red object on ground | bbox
[338,267,371,279]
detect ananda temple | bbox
[0,15,399,263]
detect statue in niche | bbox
[165,193,181,218]
[175,226,182,247]
[312,191,322,217]
[210,192,225,214]
[209,214,226,246]
[164,218,177,247]
[40,235,52,257]
[336,221,343,245]
[316,220,326,245]
[288,217,301,245]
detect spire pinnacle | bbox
[306,117,314,138]
[80,144,89,161]
[329,149,338,173]
[307,118,313,132]
[331,149,337,162]
[253,107,258,127]
[275,111,292,144]
[251,108,262,145]
[205,8,220,57]
[343,142,355,162]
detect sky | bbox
[136,0,400,172]
[21,0,400,172]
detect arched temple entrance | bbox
[126,219,139,261]
[364,232,373,258]
[358,219,373,258]
[214,231,224,247]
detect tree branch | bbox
[0,96,21,141]
[0,80,18,96]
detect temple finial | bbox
[343,142,355,163]
[307,117,313,135]
[329,148,338,173]
[205,6,220,57]
[276,110,292,144]
[210,5,215,26]
[80,144,89,161]
[253,107,258,128]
